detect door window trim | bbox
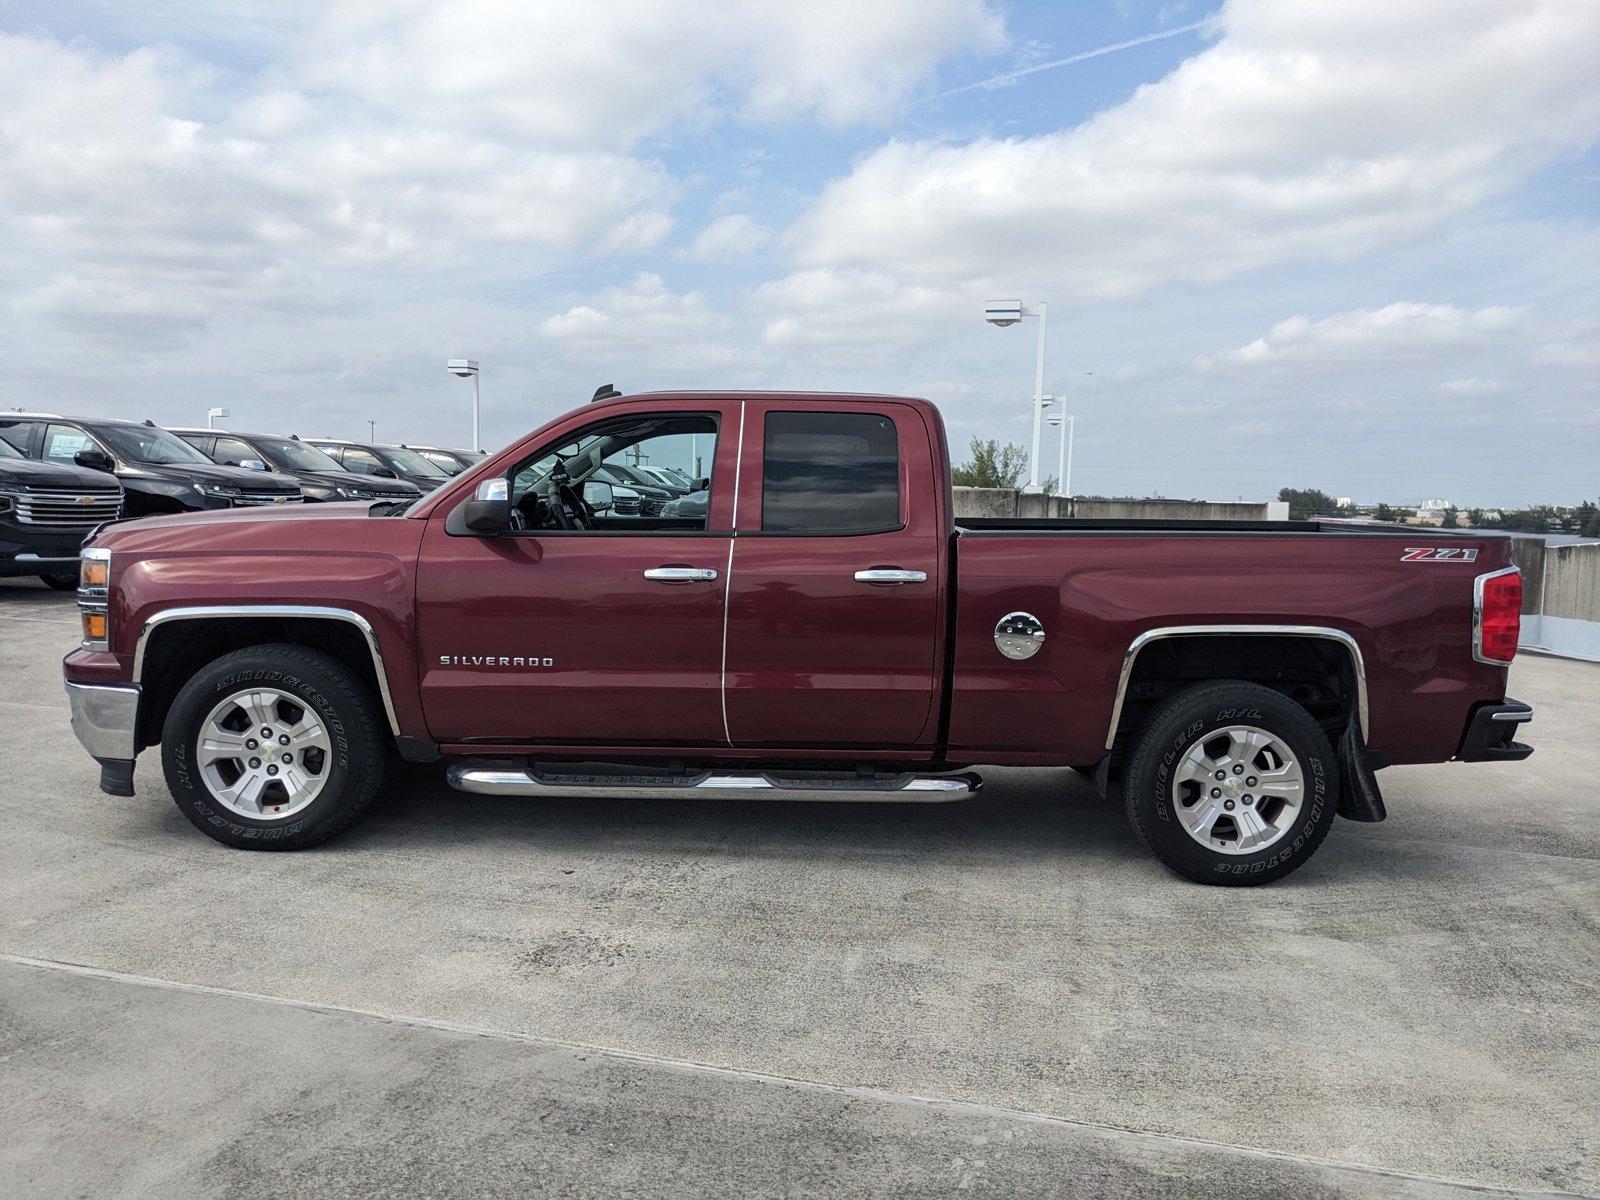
[456,409,727,538]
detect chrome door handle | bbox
[644,566,719,583]
[853,568,928,585]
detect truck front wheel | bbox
[160,644,385,850]
[1123,681,1339,885]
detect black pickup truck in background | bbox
[0,436,122,588]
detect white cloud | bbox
[1439,378,1507,397]
[297,0,1003,142]
[1533,337,1600,369]
[0,1,1001,348]
[754,268,962,359]
[1194,302,1526,373]
[686,214,772,261]
[539,274,739,371]
[788,0,1600,297]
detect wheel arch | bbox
[132,607,400,752]
[1105,625,1369,753]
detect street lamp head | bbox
[446,358,480,378]
[983,299,1024,328]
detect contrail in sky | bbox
[927,19,1211,102]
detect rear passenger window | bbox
[762,411,900,534]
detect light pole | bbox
[368,419,376,441]
[1047,411,1075,498]
[983,300,1049,492]
[446,359,481,451]
[207,407,229,430]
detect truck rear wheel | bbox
[160,644,385,850]
[1123,681,1338,885]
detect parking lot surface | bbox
[2,575,1596,1197]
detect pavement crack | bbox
[0,952,1581,1199]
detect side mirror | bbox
[74,448,115,472]
[238,458,269,472]
[461,477,508,535]
[373,467,397,479]
[581,481,614,513]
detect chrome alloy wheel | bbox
[196,688,332,819]
[1171,724,1304,855]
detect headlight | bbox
[192,483,242,497]
[335,486,370,499]
[78,547,111,650]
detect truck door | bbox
[415,402,738,745]
[722,402,944,748]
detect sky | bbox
[0,0,1596,508]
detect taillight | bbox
[1473,567,1521,665]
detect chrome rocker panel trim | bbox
[131,605,401,735]
[65,681,140,761]
[448,765,982,803]
[1105,624,1369,750]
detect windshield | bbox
[0,438,20,459]
[93,424,213,465]
[256,438,343,472]
[416,450,465,475]
[379,447,447,477]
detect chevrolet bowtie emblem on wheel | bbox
[439,655,555,668]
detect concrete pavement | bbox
[1,575,1596,1197]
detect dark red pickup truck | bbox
[63,390,1533,884]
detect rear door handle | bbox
[644,566,719,583]
[853,568,928,585]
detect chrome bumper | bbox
[65,681,140,762]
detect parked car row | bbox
[0,409,484,588]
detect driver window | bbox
[508,413,717,533]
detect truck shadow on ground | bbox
[295,761,1416,886]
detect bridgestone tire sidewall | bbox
[162,647,381,850]
[1127,683,1338,885]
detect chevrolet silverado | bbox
[62,390,1534,884]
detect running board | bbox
[446,764,982,803]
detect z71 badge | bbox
[1401,547,1479,562]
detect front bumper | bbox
[65,681,140,795]
[1456,698,1534,762]
[0,525,89,576]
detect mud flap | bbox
[1337,721,1386,822]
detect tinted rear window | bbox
[761,411,900,533]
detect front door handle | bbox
[644,566,719,583]
[853,568,928,585]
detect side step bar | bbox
[446,764,982,803]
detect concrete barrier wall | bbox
[951,489,1282,522]
[1524,542,1600,662]
[1505,536,1546,615]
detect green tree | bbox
[1466,507,1486,528]
[951,438,1029,489]
[1441,506,1460,529]
[1277,487,1338,521]
[1576,500,1599,538]
[1373,502,1398,522]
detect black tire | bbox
[1123,681,1338,886]
[161,643,385,850]
[38,573,77,591]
